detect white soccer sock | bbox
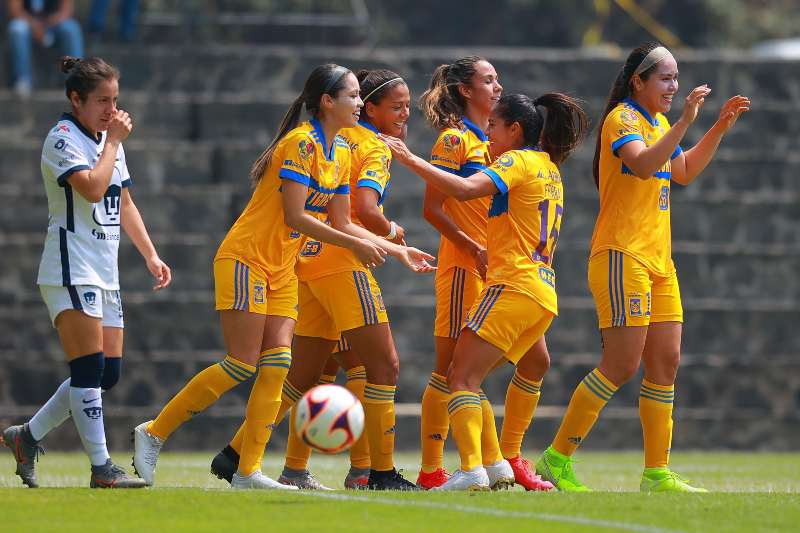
[69,386,110,466]
[29,378,72,441]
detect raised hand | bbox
[107,110,133,143]
[379,134,415,164]
[680,85,712,125]
[716,95,750,132]
[398,246,436,273]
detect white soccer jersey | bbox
[37,113,132,290]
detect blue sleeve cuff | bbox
[121,178,133,188]
[611,134,644,156]
[433,164,461,176]
[357,179,384,196]
[671,145,683,159]
[279,168,311,186]
[483,168,508,195]
[57,165,91,187]
[462,161,487,175]
[334,184,350,195]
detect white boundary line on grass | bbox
[296,491,687,533]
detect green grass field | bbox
[1,451,798,532]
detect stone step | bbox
[12,45,800,102]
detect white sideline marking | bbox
[296,491,686,533]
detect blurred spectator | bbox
[88,0,139,42]
[7,0,83,97]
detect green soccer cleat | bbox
[535,446,591,492]
[640,467,708,493]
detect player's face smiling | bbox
[329,73,364,129]
[364,83,410,138]
[72,78,119,136]
[464,61,502,116]
[635,55,679,116]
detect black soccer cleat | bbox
[210,446,239,484]
[367,468,420,491]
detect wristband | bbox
[384,221,397,240]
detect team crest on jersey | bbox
[629,296,643,317]
[54,139,67,151]
[442,134,461,151]
[620,109,639,127]
[659,185,669,211]
[83,291,97,306]
[298,139,315,160]
[253,283,265,304]
[380,154,390,175]
[497,154,514,168]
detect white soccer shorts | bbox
[39,285,124,328]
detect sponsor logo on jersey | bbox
[83,291,97,306]
[298,139,315,160]
[58,124,71,133]
[497,154,514,168]
[253,283,265,304]
[442,134,461,150]
[289,231,301,239]
[430,155,458,166]
[538,265,556,288]
[54,138,67,150]
[300,240,322,257]
[83,406,102,420]
[380,154,390,175]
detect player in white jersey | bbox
[0,56,171,489]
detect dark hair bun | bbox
[60,56,81,74]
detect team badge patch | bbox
[300,240,322,257]
[253,283,265,304]
[538,265,556,288]
[83,292,97,306]
[629,297,643,317]
[620,109,639,127]
[380,154,390,175]
[498,154,514,168]
[298,139,315,160]
[659,185,669,211]
[442,134,461,150]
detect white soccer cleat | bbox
[132,421,163,486]
[485,459,515,490]
[231,470,300,490]
[432,466,490,491]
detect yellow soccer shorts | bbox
[434,266,484,339]
[295,270,388,341]
[213,258,298,319]
[463,284,554,364]
[588,250,683,329]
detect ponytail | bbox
[250,64,352,184]
[493,93,588,165]
[419,56,484,130]
[592,41,663,188]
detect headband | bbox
[324,66,350,94]
[363,77,404,103]
[633,46,671,77]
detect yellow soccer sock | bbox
[639,379,675,468]
[447,391,483,471]
[479,390,502,466]
[148,355,255,440]
[500,371,542,459]
[420,372,450,473]
[238,347,292,475]
[284,374,336,470]
[552,368,618,456]
[362,383,396,472]
[345,366,370,469]
[230,377,301,455]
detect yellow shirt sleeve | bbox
[356,144,391,199]
[606,107,645,156]
[483,151,525,194]
[430,130,466,172]
[278,132,315,185]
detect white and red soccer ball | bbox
[294,384,365,454]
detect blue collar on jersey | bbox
[358,119,380,135]
[622,98,659,127]
[310,117,336,161]
[462,116,489,142]
[522,146,544,152]
[61,113,102,145]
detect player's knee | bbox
[600,360,640,387]
[69,352,105,388]
[101,356,122,391]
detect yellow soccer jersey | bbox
[482,148,563,315]
[215,119,351,290]
[591,98,683,276]
[430,117,491,275]
[296,120,393,281]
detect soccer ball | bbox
[294,384,365,454]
